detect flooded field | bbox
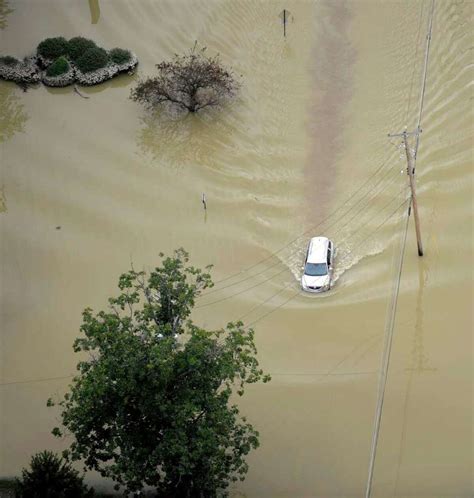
[0,0,472,496]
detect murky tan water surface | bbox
[1,1,472,496]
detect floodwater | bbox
[0,0,472,496]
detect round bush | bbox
[46,56,70,77]
[109,47,132,65]
[37,37,69,59]
[0,55,19,66]
[14,450,93,498]
[68,37,97,62]
[76,47,108,73]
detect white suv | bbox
[301,237,334,293]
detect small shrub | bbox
[15,450,93,498]
[76,47,108,73]
[46,56,70,77]
[109,47,131,65]
[37,37,69,59]
[68,37,97,62]
[0,55,19,66]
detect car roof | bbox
[307,237,330,263]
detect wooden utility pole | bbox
[403,131,424,256]
[388,129,424,256]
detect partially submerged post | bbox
[403,131,424,256]
[388,129,424,256]
[202,193,207,211]
[279,9,292,37]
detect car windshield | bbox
[304,262,328,276]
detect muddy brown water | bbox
[0,1,472,496]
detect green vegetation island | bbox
[0,36,138,88]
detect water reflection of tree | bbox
[88,0,100,24]
[0,0,13,29]
[0,83,28,143]
[136,109,236,171]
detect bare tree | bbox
[130,45,239,113]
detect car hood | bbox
[301,274,330,288]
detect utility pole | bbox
[388,129,424,256]
[403,131,423,256]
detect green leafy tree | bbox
[14,450,93,498]
[50,249,269,497]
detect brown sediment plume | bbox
[305,0,355,224]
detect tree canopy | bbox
[50,249,269,497]
[130,45,239,113]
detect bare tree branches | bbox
[130,45,239,113]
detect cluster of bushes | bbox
[37,36,132,74]
[0,36,137,88]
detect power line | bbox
[405,0,426,126]
[202,156,398,298]
[235,281,294,322]
[414,0,435,159]
[207,152,395,288]
[338,186,409,250]
[330,172,402,239]
[200,192,409,311]
[201,254,285,297]
[0,374,74,387]
[1,200,408,388]
[230,189,409,327]
[196,264,291,308]
[365,193,410,498]
[246,289,302,328]
[339,196,410,267]
[365,2,435,496]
